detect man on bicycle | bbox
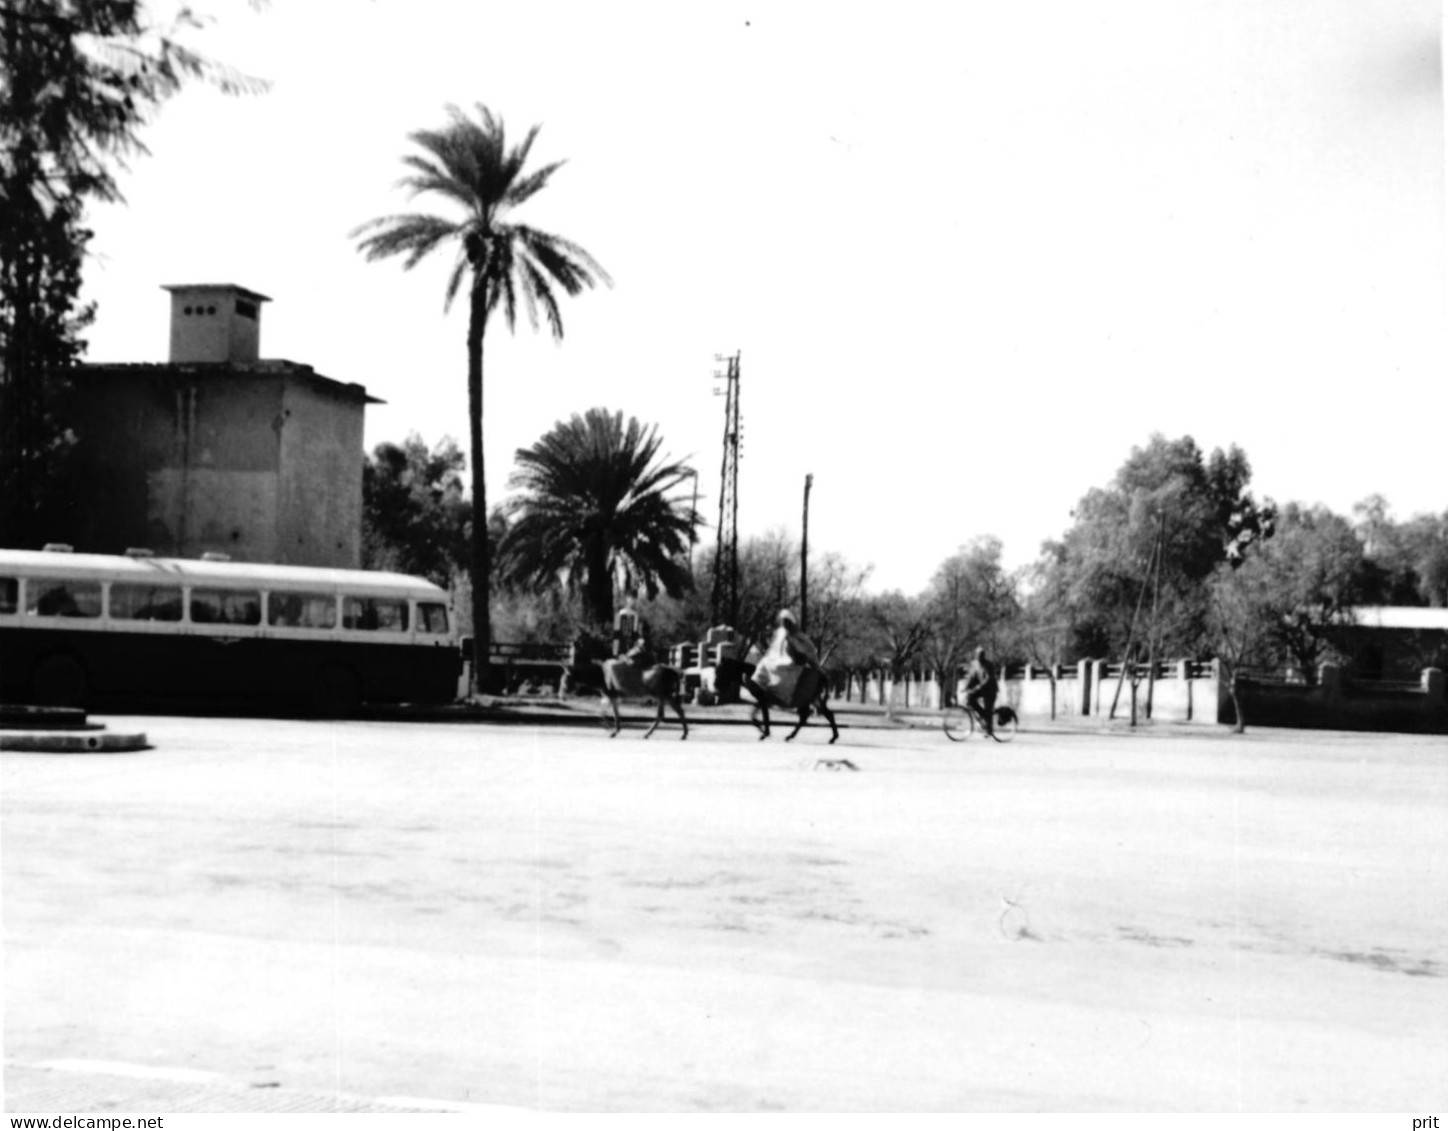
[962,646,998,735]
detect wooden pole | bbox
[1109,521,1162,722]
[800,473,813,633]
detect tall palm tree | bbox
[351,104,609,690]
[498,408,699,630]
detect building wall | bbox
[277,380,364,568]
[1330,625,1448,679]
[160,373,284,560]
[60,365,364,567]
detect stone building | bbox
[56,284,379,568]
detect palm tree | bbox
[351,104,609,690]
[498,408,699,630]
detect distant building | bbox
[55,284,380,568]
[1333,606,1448,679]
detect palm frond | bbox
[350,214,463,268]
[499,408,700,623]
[519,259,564,338]
[517,226,612,293]
[507,159,565,207]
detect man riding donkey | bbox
[564,607,689,738]
[734,609,839,744]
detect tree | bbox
[0,0,264,547]
[496,408,697,631]
[352,104,609,687]
[921,537,1018,705]
[1044,435,1273,667]
[1205,561,1278,733]
[1398,511,1448,608]
[1223,503,1367,683]
[362,434,470,587]
[1353,496,1448,608]
[802,550,873,669]
[1005,552,1079,720]
[491,585,586,649]
[867,591,931,717]
[0,193,89,545]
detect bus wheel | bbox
[312,665,361,718]
[32,655,87,708]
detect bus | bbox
[0,547,462,715]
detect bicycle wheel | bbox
[943,705,975,742]
[990,706,1019,743]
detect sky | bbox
[78,0,1447,595]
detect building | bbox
[55,285,380,568]
[1332,606,1448,680]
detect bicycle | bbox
[943,699,1019,743]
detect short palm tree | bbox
[499,408,699,630]
[351,104,609,689]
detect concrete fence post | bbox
[1090,660,1106,717]
[1424,667,1445,698]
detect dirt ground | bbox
[3,713,1445,1113]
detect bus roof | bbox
[0,549,449,598]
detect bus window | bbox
[27,579,103,618]
[0,577,17,615]
[191,589,262,626]
[110,583,184,622]
[343,596,409,632]
[417,602,449,635]
[268,591,338,629]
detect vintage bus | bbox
[0,547,462,715]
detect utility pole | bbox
[1109,514,1165,725]
[686,468,699,574]
[710,352,741,627]
[1144,510,1167,720]
[800,473,813,633]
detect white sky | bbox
[79,0,1447,594]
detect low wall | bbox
[841,660,1222,725]
[1230,666,1447,735]
[1087,661,1223,726]
[1003,665,1092,720]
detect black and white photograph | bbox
[2,0,1446,1119]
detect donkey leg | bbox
[605,693,622,737]
[784,708,808,741]
[670,695,689,740]
[744,678,772,738]
[643,699,663,739]
[818,698,840,744]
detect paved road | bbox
[4,714,1446,1112]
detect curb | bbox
[0,730,149,753]
[0,704,93,730]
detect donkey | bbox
[561,653,689,739]
[715,656,839,744]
